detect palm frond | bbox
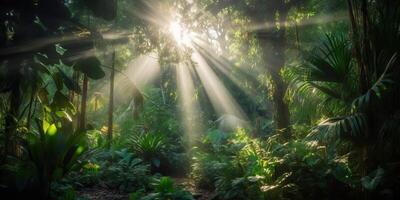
[304,34,353,83]
[352,54,398,110]
[308,113,367,141]
[292,34,357,104]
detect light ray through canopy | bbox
[176,62,203,143]
[192,51,247,123]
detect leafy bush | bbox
[190,129,232,188]
[0,120,87,199]
[86,129,107,148]
[50,182,77,200]
[191,128,353,200]
[100,149,150,192]
[68,148,151,193]
[130,176,194,200]
[130,133,167,171]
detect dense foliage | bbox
[1,0,399,199]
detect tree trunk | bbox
[79,75,89,130]
[258,10,291,140]
[348,1,373,199]
[72,71,81,130]
[107,50,116,148]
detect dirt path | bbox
[173,177,213,200]
[77,178,212,200]
[77,186,128,200]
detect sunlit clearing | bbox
[169,21,193,46]
[176,63,202,144]
[192,52,248,125]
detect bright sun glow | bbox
[169,21,192,46]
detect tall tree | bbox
[107,50,116,148]
[79,74,89,130]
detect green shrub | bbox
[0,120,87,199]
[86,129,107,148]
[47,148,151,199]
[130,133,166,170]
[131,176,194,200]
[191,128,353,200]
[50,182,77,200]
[68,148,151,193]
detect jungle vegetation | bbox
[0,0,399,199]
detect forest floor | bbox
[77,177,212,200]
[77,186,128,200]
[173,177,213,200]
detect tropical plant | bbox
[191,128,353,200]
[0,0,113,157]
[294,34,358,105]
[55,148,151,195]
[92,148,150,192]
[134,176,194,200]
[130,133,166,170]
[293,1,400,197]
[0,119,87,199]
[28,122,86,197]
[86,129,107,148]
[190,129,232,188]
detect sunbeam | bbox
[96,52,160,106]
[176,62,203,144]
[191,41,260,100]
[125,53,161,90]
[131,0,173,28]
[192,51,248,125]
[246,11,348,32]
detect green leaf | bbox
[33,16,47,31]
[232,177,245,186]
[55,110,73,122]
[56,67,81,93]
[332,165,351,183]
[43,120,51,134]
[76,146,85,154]
[352,54,398,109]
[37,87,50,105]
[52,91,75,111]
[46,124,57,136]
[55,44,67,56]
[52,72,64,90]
[361,167,384,190]
[74,57,105,79]
[33,55,51,74]
[310,113,367,140]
